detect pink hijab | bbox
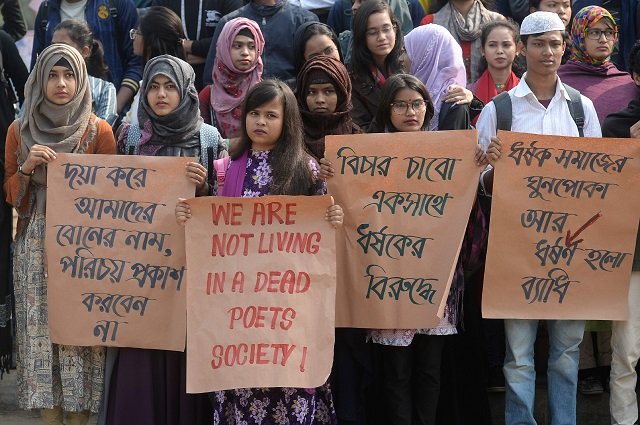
[405,24,467,130]
[210,17,265,138]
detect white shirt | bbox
[476,73,602,151]
[60,0,88,23]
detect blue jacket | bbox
[203,0,317,86]
[31,0,142,93]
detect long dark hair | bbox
[54,19,109,79]
[477,19,520,75]
[236,80,314,195]
[369,74,434,133]
[351,0,403,78]
[294,22,344,76]
[139,6,186,62]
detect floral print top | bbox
[212,149,336,425]
[240,150,325,197]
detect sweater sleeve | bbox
[91,118,117,155]
[3,122,30,215]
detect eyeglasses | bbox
[129,29,141,40]
[366,24,395,38]
[585,28,617,40]
[390,100,426,114]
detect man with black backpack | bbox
[476,11,601,425]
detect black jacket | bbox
[0,0,26,41]
[602,98,640,271]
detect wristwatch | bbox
[18,163,35,176]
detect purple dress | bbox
[212,150,335,425]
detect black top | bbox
[602,98,640,271]
[0,0,26,41]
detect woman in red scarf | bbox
[468,20,520,125]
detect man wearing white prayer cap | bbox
[475,10,602,425]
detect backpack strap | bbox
[199,124,222,186]
[213,156,231,194]
[562,83,585,138]
[123,124,142,155]
[493,91,512,131]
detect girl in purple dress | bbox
[176,79,344,425]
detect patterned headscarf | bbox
[570,6,618,65]
[210,17,265,138]
[138,55,202,156]
[405,24,466,130]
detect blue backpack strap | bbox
[562,83,585,137]
[199,124,222,184]
[124,124,142,155]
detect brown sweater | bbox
[3,116,116,232]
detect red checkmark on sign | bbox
[565,211,602,248]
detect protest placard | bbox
[46,153,193,350]
[325,131,482,329]
[483,131,640,319]
[185,195,336,393]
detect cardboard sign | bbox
[483,131,640,319]
[185,195,336,393]
[46,153,193,350]
[326,131,482,328]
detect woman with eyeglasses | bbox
[557,5,640,124]
[368,74,482,425]
[348,0,404,131]
[123,6,187,126]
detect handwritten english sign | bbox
[326,131,482,328]
[185,195,336,393]
[46,153,193,350]
[483,131,640,320]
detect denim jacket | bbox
[31,0,142,93]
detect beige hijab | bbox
[16,43,94,219]
[18,43,94,184]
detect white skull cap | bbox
[520,11,565,35]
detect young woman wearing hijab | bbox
[297,56,368,425]
[124,6,187,126]
[557,5,640,125]
[420,0,504,83]
[199,17,265,139]
[52,20,118,125]
[349,0,404,130]
[293,22,343,77]
[4,43,116,425]
[403,24,480,130]
[296,56,359,160]
[105,55,226,425]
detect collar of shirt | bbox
[512,72,571,105]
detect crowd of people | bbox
[0,0,639,424]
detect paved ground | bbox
[0,372,97,425]
[0,367,626,425]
